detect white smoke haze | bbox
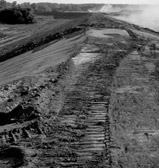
[100,4,122,13]
[99,5,159,31]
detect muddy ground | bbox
[0,14,159,167]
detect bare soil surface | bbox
[0,33,85,86]
[0,13,159,167]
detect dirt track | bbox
[0,14,159,167]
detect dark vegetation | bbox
[0,0,103,13]
[0,8,36,24]
[36,11,90,19]
[31,3,102,13]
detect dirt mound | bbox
[0,105,39,126]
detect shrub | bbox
[0,7,36,24]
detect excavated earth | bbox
[0,14,159,167]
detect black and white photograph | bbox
[0,0,159,167]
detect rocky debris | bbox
[0,81,22,103]
[0,120,46,144]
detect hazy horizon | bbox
[99,4,159,31]
[6,0,159,4]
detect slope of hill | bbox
[0,13,159,168]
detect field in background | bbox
[35,11,90,19]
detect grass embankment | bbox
[36,11,90,19]
[0,15,90,62]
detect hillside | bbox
[0,13,159,168]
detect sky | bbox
[6,0,159,4]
